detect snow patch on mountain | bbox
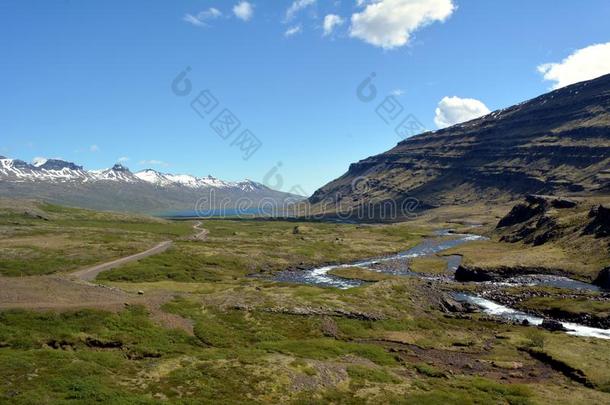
[135,169,265,191]
[134,169,174,186]
[0,157,272,192]
[32,157,48,167]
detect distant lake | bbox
[157,207,282,219]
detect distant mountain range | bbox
[0,157,303,213]
[310,73,610,219]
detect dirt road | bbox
[70,240,173,281]
[191,221,209,241]
[0,222,209,334]
[71,221,207,281]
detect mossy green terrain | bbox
[409,256,448,274]
[3,279,610,403]
[0,199,192,276]
[1,200,610,403]
[97,219,423,283]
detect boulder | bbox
[455,266,496,282]
[540,319,567,332]
[497,202,544,228]
[439,295,465,313]
[593,267,610,289]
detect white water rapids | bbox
[275,230,610,340]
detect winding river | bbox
[275,230,610,340]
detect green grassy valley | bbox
[1,200,609,403]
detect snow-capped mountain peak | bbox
[110,163,129,172]
[0,156,90,182]
[0,155,304,213]
[234,179,266,192]
[32,157,47,167]
[0,156,274,192]
[134,169,174,186]
[133,168,260,190]
[38,159,83,171]
[94,164,138,183]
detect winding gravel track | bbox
[70,221,209,282]
[70,240,173,281]
[192,221,209,241]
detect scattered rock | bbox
[23,210,49,221]
[137,290,144,295]
[520,347,594,388]
[583,205,610,237]
[439,295,464,313]
[45,339,74,350]
[85,337,123,349]
[262,306,384,321]
[320,317,339,338]
[496,195,579,246]
[492,360,523,370]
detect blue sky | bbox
[1,0,609,195]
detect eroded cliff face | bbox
[310,74,610,215]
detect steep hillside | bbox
[310,74,610,218]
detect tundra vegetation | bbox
[0,199,609,404]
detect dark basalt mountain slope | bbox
[310,74,610,213]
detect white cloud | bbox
[323,14,344,36]
[183,8,222,27]
[117,156,129,163]
[139,159,169,167]
[285,25,302,37]
[391,88,405,96]
[285,0,316,22]
[538,42,610,89]
[434,96,490,129]
[233,1,253,21]
[349,0,455,49]
[89,144,100,152]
